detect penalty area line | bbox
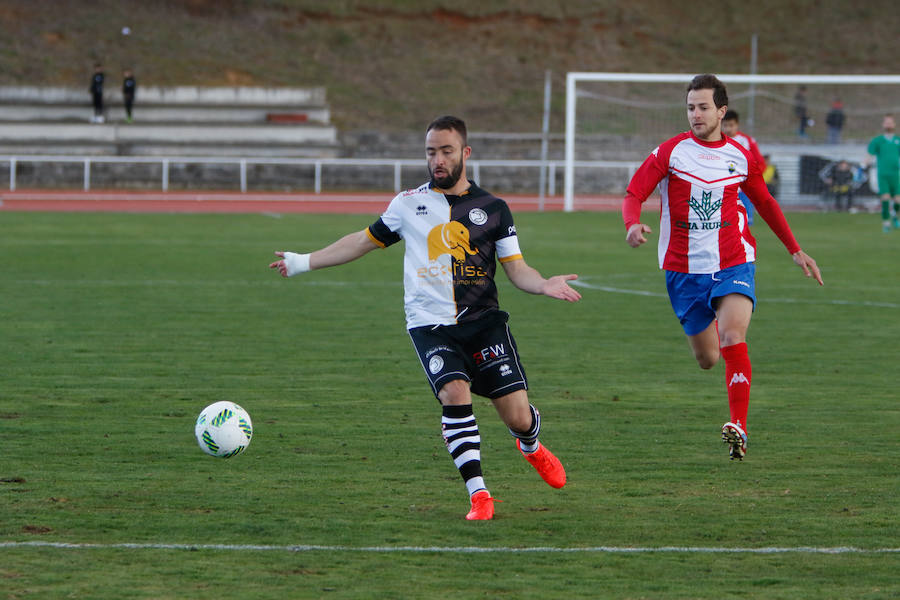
[1,541,898,554]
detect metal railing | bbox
[0,155,639,199]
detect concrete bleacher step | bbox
[0,85,327,106]
[0,121,339,157]
[0,85,338,157]
[0,142,340,158]
[0,104,331,124]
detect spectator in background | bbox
[90,63,105,123]
[794,85,809,138]
[818,159,856,212]
[122,69,137,123]
[825,99,845,144]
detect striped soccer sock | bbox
[441,404,485,497]
[509,404,541,454]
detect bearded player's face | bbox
[426,128,469,191]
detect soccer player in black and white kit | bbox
[270,116,581,520]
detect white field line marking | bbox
[570,279,900,309]
[4,277,897,309]
[4,279,401,288]
[1,541,898,554]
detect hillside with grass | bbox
[2,0,898,135]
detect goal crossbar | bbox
[564,73,900,211]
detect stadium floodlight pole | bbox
[563,72,900,212]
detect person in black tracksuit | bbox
[90,63,104,123]
[122,69,136,122]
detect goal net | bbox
[563,73,900,212]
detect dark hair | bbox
[723,109,739,122]
[687,74,728,108]
[426,115,468,146]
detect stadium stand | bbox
[0,86,338,157]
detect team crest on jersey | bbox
[727,161,737,174]
[688,191,722,221]
[427,221,478,262]
[468,208,488,226]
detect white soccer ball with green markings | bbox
[195,401,253,458]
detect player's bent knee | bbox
[492,391,533,432]
[695,350,719,370]
[505,410,533,434]
[437,379,471,406]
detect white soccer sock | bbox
[518,440,539,454]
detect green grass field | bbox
[1,209,898,599]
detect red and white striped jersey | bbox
[623,131,799,274]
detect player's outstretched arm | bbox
[269,229,379,277]
[501,259,581,302]
[791,250,824,286]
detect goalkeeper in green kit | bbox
[866,114,900,232]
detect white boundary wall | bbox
[564,73,900,212]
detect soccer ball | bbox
[194,401,253,458]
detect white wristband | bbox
[283,252,311,276]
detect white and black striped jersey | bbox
[367,181,523,329]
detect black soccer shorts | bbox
[408,310,528,400]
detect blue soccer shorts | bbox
[665,263,757,336]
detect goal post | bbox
[564,72,900,212]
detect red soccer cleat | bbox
[517,440,566,489]
[465,490,495,520]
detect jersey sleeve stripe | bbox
[365,226,387,248]
[367,217,401,248]
[498,253,523,263]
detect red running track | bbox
[0,190,623,214]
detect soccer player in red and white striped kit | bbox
[622,74,824,460]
